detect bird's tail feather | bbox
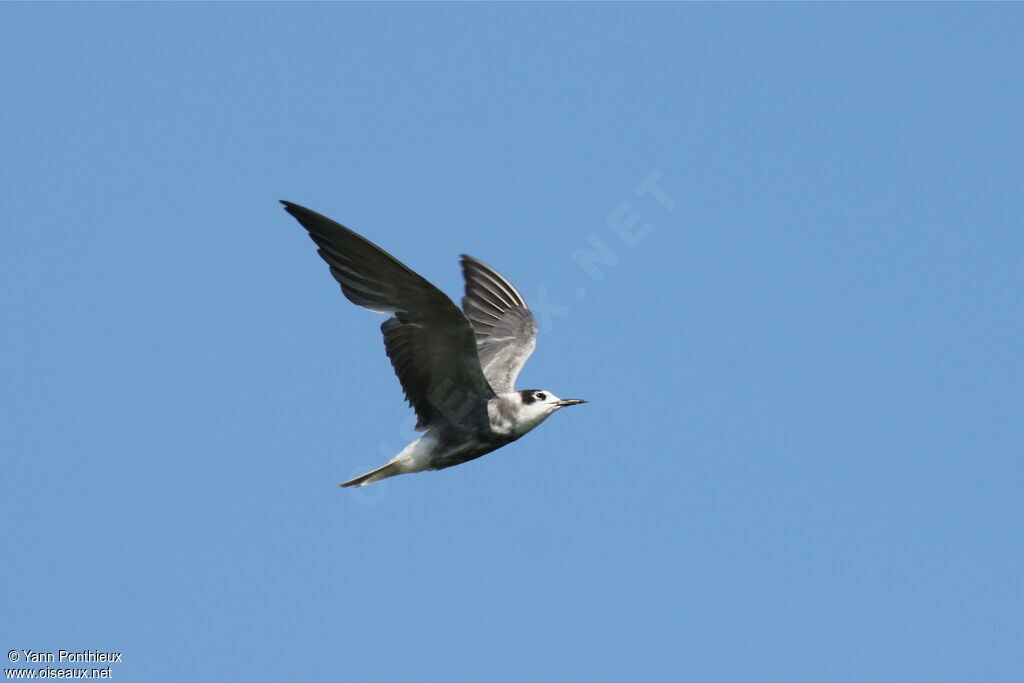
[340,461,403,488]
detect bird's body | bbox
[280,201,586,487]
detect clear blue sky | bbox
[3,4,1022,682]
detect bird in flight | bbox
[280,201,588,487]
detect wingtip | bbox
[280,200,310,220]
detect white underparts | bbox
[390,432,440,474]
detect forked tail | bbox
[340,461,403,488]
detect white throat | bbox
[488,392,557,439]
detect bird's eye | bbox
[536,392,546,400]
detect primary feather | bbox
[460,255,538,394]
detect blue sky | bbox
[2,4,1022,681]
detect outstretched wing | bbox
[281,201,495,431]
[460,255,537,394]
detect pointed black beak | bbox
[556,399,588,407]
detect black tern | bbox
[281,201,588,487]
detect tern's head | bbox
[516,389,587,425]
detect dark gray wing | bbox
[460,255,537,394]
[281,201,495,432]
